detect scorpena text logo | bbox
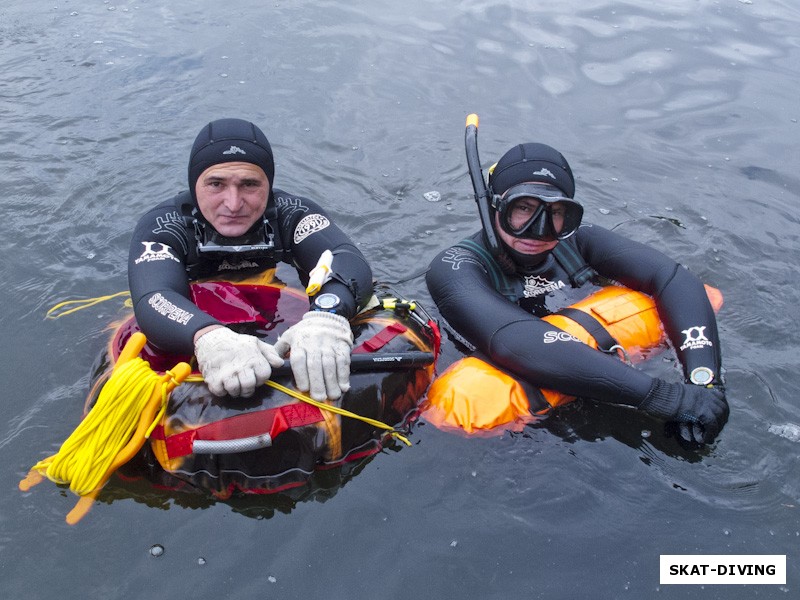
[544,331,581,344]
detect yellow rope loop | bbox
[185,373,411,445]
[265,380,412,446]
[32,357,162,495]
[45,291,131,320]
[144,367,183,439]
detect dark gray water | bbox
[3,1,799,598]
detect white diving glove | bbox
[274,311,354,401]
[194,327,284,398]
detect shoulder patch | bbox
[441,247,484,271]
[152,211,189,254]
[294,213,330,244]
[134,241,180,265]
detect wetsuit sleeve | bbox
[277,196,373,319]
[127,204,220,354]
[576,225,723,383]
[426,243,655,405]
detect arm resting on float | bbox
[426,243,653,406]
[576,224,723,383]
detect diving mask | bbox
[492,183,583,241]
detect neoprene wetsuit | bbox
[425,223,722,407]
[128,189,372,355]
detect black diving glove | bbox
[638,379,729,445]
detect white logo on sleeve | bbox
[544,331,581,344]
[135,242,180,264]
[441,247,483,271]
[680,326,713,351]
[293,214,331,244]
[147,293,194,325]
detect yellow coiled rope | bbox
[19,332,191,525]
[31,359,165,495]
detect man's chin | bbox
[211,221,251,238]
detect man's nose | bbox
[222,187,245,211]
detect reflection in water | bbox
[99,448,386,520]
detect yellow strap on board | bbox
[184,374,411,446]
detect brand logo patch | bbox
[152,212,189,253]
[135,242,180,264]
[523,275,565,298]
[217,259,260,271]
[680,326,713,351]
[147,293,194,325]
[533,168,556,180]
[543,330,581,344]
[222,145,246,155]
[294,214,330,244]
[441,247,482,271]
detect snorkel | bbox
[465,114,502,260]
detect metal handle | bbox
[192,433,273,454]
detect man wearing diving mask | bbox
[426,141,728,446]
[128,118,373,401]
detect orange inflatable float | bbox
[424,284,722,435]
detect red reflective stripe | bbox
[161,403,324,458]
[352,322,407,354]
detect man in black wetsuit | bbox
[426,142,728,444]
[128,118,373,401]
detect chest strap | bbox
[555,307,619,354]
[454,239,520,301]
[551,238,597,287]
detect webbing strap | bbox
[551,240,597,287]
[152,402,324,458]
[352,322,407,354]
[454,239,518,301]
[555,307,619,353]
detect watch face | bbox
[689,367,714,386]
[314,293,340,310]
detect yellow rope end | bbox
[45,291,131,320]
[392,432,412,447]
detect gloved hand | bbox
[639,379,729,445]
[194,327,284,398]
[273,311,354,401]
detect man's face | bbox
[194,162,270,237]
